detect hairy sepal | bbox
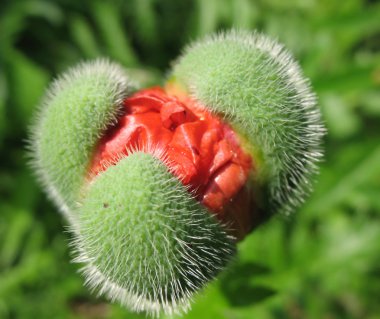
[73,152,236,316]
[171,30,325,215]
[29,59,136,219]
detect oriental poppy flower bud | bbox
[29,30,324,316]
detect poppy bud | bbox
[30,30,324,316]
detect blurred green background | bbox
[0,0,380,318]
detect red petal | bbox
[202,163,246,211]
[90,87,253,237]
[161,101,187,130]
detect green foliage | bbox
[0,0,379,318]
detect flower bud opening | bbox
[90,87,255,239]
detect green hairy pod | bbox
[29,30,324,316]
[75,152,234,315]
[30,60,134,222]
[171,30,325,215]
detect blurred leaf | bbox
[194,0,220,36]
[6,49,49,126]
[0,0,63,44]
[313,63,380,93]
[230,0,258,29]
[320,93,361,139]
[131,0,158,48]
[304,143,380,215]
[360,90,380,116]
[0,208,32,269]
[0,72,7,144]
[220,261,276,307]
[313,2,380,50]
[181,281,230,319]
[69,14,101,59]
[91,0,138,66]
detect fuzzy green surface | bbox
[75,152,235,315]
[171,30,324,215]
[31,60,134,212]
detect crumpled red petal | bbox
[90,86,253,237]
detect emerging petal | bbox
[90,87,255,238]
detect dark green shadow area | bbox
[220,262,276,307]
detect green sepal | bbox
[29,60,135,214]
[74,152,235,316]
[171,30,325,214]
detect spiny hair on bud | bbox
[72,152,236,317]
[86,140,175,185]
[171,29,325,215]
[28,59,137,220]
